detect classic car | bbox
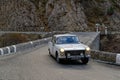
[48,34,90,64]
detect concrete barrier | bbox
[116,54,120,64]
[73,32,100,50]
[89,33,100,50]
[91,50,120,65]
[0,37,51,55]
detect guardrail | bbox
[0,38,51,55]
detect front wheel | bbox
[48,49,52,56]
[81,57,89,64]
[56,53,61,63]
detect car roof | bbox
[54,34,77,37]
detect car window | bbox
[56,36,79,44]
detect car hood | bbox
[56,43,87,51]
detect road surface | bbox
[0,45,119,80]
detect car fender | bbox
[53,45,60,57]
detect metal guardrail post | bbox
[105,27,108,35]
[95,23,100,32]
[116,54,120,64]
[0,48,4,55]
[6,47,11,54]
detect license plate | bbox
[70,56,81,60]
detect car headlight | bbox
[60,48,64,53]
[86,47,90,51]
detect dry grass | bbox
[65,0,72,11]
[100,34,120,53]
[0,33,42,47]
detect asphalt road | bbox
[0,45,120,80]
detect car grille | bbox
[65,50,85,56]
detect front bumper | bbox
[59,50,91,60]
[59,55,90,60]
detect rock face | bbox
[0,0,47,31]
[46,0,87,31]
[0,0,45,31]
[0,0,88,31]
[0,0,120,31]
[81,0,120,31]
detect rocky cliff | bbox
[46,0,87,31]
[0,0,48,31]
[0,0,120,31]
[81,0,120,31]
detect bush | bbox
[107,6,114,15]
[0,33,28,47]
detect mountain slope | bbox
[0,0,120,31]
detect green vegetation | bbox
[107,6,114,15]
[92,7,105,17]
[82,0,119,31]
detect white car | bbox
[48,34,90,64]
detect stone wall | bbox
[91,50,116,63]
[91,50,120,65]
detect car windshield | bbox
[56,36,79,44]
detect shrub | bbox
[0,33,43,47]
[0,33,28,47]
[107,6,114,15]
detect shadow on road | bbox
[60,60,83,65]
[47,54,91,70]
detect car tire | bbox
[48,49,52,56]
[56,53,61,63]
[81,57,89,64]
